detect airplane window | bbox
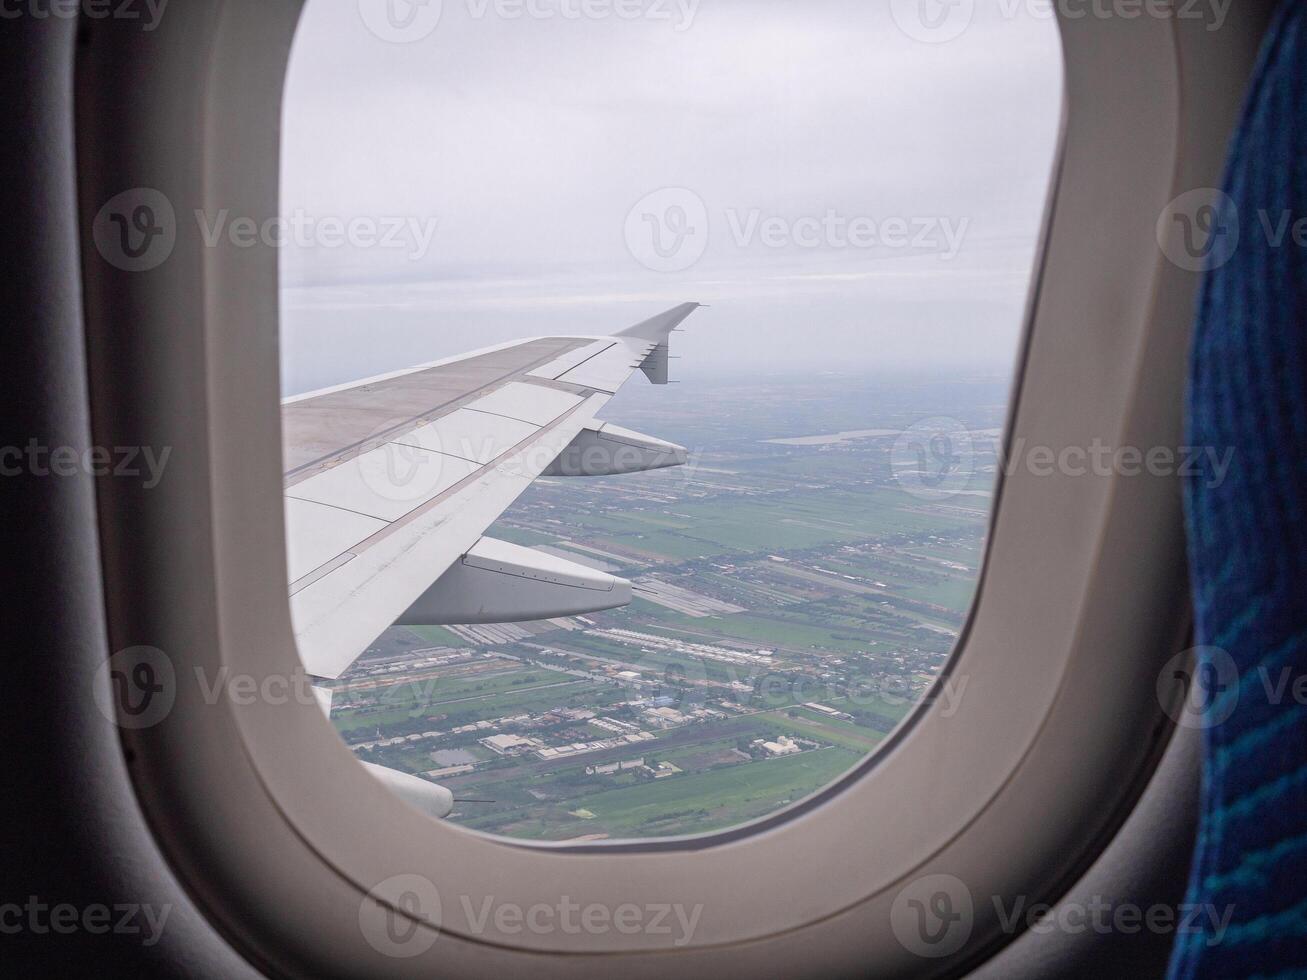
[279,0,1061,841]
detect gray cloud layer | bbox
[280,0,1062,394]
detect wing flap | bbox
[527,339,617,381]
[554,339,656,393]
[284,498,387,584]
[393,409,538,465]
[286,445,481,522]
[462,381,584,426]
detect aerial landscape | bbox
[322,371,1006,841]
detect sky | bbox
[279,0,1063,395]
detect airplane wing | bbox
[283,302,701,682]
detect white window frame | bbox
[76,1,1273,974]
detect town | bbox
[326,373,1004,840]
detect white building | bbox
[480,733,542,756]
[760,736,801,757]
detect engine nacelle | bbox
[396,537,632,625]
[362,762,454,819]
[543,423,687,477]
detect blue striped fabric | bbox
[1170,2,1307,977]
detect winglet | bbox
[616,302,702,341]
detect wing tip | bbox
[616,302,704,341]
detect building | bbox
[480,733,542,756]
[585,758,646,776]
[759,736,801,758]
[642,706,688,729]
[803,702,852,720]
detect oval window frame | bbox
[75,1,1273,975]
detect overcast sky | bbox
[279,0,1062,394]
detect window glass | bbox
[281,0,1062,841]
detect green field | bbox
[402,624,471,647]
[633,604,904,656]
[333,676,624,735]
[752,710,883,753]
[457,746,865,839]
[555,747,864,837]
[541,486,987,567]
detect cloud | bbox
[280,0,1062,391]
